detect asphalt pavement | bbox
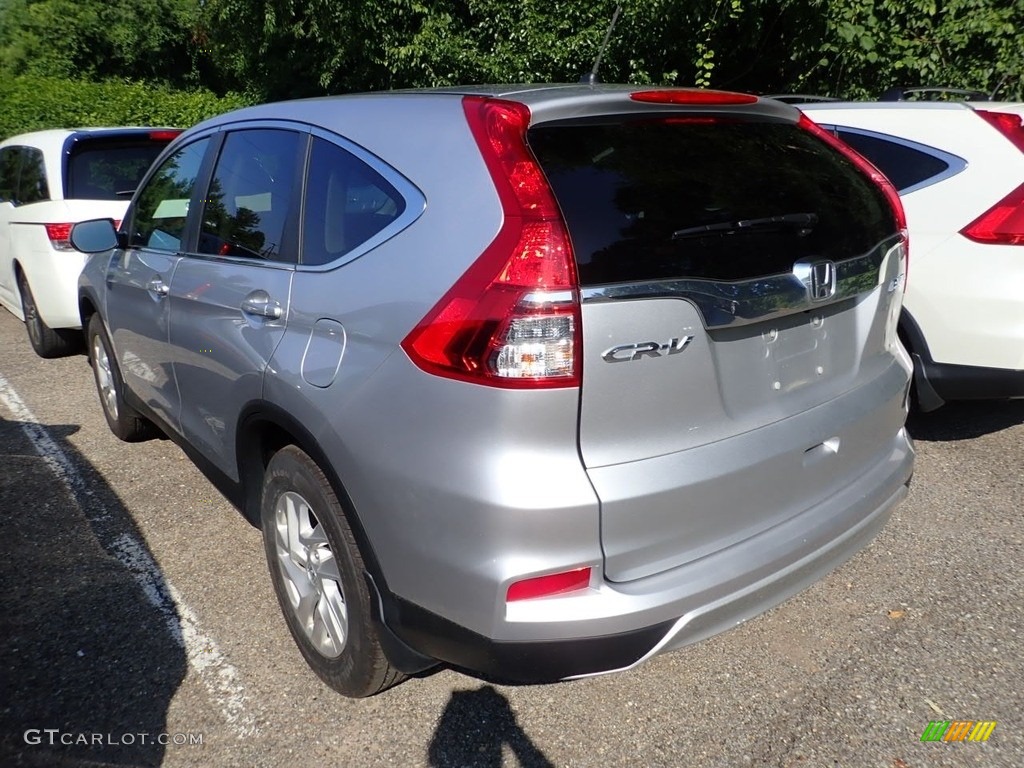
[0,307,1021,768]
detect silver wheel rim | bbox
[273,490,348,658]
[92,334,119,421]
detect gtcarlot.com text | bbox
[24,729,203,747]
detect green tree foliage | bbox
[198,0,744,100]
[0,75,249,140]
[799,0,1024,99]
[0,0,205,87]
[197,0,1022,101]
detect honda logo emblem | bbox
[794,259,837,303]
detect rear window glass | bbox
[528,118,895,286]
[67,138,173,200]
[835,129,949,192]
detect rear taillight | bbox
[960,182,1024,245]
[630,89,759,106]
[401,97,581,388]
[798,114,909,278]
[43,223,74,251]
[974,109,1024,154]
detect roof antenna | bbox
[580,4,622,85]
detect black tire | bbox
[86,314,155,442]
[18,273,81,358]
[261,445,403,698]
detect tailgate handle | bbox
[803,437,840,467]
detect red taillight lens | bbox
[974,109,1024,154]
[43,223,74,251]
[401,97,581,388]
[630,89,759,106]
[507,567,592,602]
[148,130,182,142]
[961,182,1024,245]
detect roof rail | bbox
[880,87,991,102]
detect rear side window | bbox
[300,137,406,266]
[528,118,895,286]
[67,138,173,200]
[17,148,49,204]
[0,146,49,205]
[834,129,950,192]
[197,128,302,263]
[130,138,210,251]
[0,147,20,202]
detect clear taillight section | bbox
[401,97,581,388]
[43,223,74,251]
[961,182,1024,245]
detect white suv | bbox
[800,101,1024,410]
[0,128,179,356]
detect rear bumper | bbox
[913,354,1024,410]
[901,310,1024,410]
[382,428,914,682]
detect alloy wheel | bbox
[273,490,348,658]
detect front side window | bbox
[17,148,49,204]
[301,137,406,266]
[197,129,301,262]
[129,139,210,251]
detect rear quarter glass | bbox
[527,117,897,285]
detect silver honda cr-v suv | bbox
[74,85,914,697]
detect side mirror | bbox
[69,219,125,253]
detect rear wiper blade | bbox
[671,212,818,240]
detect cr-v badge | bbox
[602,336,694,363]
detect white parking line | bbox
[0,373,258,737]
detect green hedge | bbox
[0,75,253,140]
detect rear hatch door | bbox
[528,103,906,582]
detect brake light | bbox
[43,223,74,251]
[507,567,592,602]
[630,89,759,106]
[974,110,1024,154]
[401,97,581,388]
[960,182,1024,245]
[148,130,182,142]
[798,114,909,277]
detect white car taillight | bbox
[44,223,75,251]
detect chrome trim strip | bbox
[580,236,903,329]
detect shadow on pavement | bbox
[0,415,187,767]
[906,398,1024,442]
[428,685,554,768]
